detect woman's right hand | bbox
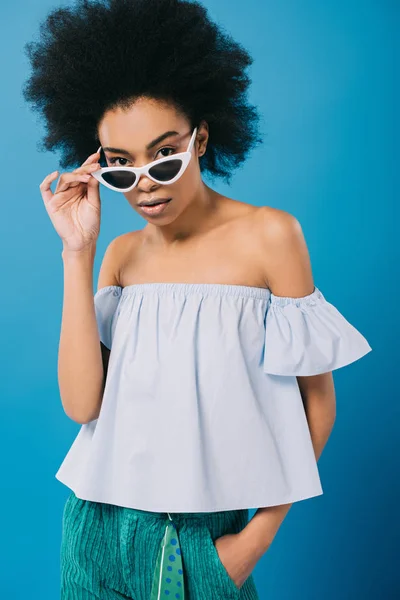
[39,151,102,253]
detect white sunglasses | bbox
[91,127,197,192]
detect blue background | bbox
[1,0,397,598]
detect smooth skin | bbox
[40,96,336,590]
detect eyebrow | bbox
[102,130,180,155]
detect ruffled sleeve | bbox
[263,286,372,376]
[93,285,123,350]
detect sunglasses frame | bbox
[91,127,198,192]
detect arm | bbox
[240,208,336,555]
[57,236,121,424]
[95,235,126,393]
[239,375,335,560]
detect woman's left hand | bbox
[214,532,268,589]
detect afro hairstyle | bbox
[22,0,264,184]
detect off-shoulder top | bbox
[55,282,372,512]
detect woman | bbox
[23,0,372,598]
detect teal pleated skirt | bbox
[60,490,260,599]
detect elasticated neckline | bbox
[95,282,272,300]
[94,282,324,304]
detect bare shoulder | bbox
[255,205,303,242]
[226,199,300,238]
[253,206,314,294]
[96,230,143,291]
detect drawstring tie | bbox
[150,512,185,599]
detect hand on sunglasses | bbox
[39,152,102,253]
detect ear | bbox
[197,121,209,156]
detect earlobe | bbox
[198,143,207,157]
[194,126,207,157]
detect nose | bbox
[136,173,160,192]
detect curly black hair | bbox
[22,0,264,184]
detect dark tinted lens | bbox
[149,159,183,182]
[102,171,136,189]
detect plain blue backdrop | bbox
[1,0,397,598]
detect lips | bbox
[138,198,172,207]
[138,199,172,216]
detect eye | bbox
[155,146,176,159]
[108,156,129,167]
[107,146,176,167]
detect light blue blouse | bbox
[55,282,372,512]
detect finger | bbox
[86,170,100,205]
[63,176,92,189]
[55,172,93,193]
[73,162,100,176]
[81,150,101,167]
[39,170,59,204]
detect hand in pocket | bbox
[213,532,256,590]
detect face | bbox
[96,97,208,222]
